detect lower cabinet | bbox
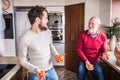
[101,60,120,80]
[21,67,28,80]
[85,60,120,80]
[11,68,22,80]
[11,67,27,80]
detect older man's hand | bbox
[102,52,109,60]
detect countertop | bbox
[102,51,120,74]
[0,57,21,80]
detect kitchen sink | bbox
[0,64,16,79]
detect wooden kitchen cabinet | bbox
[11,67,27,80]
[101,60,120,80]
[65,3,84,73]
[11,67,22,80]
[21,67,28,80]
[85,60,120,80]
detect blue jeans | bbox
[77,61,104,80]
[28,67,58,80]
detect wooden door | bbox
[65,3,84,73]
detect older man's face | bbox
[88,19,99,35]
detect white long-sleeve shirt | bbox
[18,29,58,72]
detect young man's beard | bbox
[39,24,47,31]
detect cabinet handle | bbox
[71,34,73,41]
[72,35,74,41]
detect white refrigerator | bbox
[15,11,31,43]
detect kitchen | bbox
[0,0,120,80]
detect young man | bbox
[76,17,108,80]
[18,5,63,80]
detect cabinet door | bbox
[11,67,22,80]
[101,60,120,80]
[65,3,84,73]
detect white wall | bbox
[14,0,65,6]
[85,0,100,29]
[99,0,112,26]
[47,7,64,13]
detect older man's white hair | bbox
[89,16,101,24]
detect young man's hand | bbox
[34,68,46,80]
[55,54,64,62]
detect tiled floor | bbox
[53,43,77,80]
[55,66,77,80]
[22,66,77,80]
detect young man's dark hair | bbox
[28,5,47,24]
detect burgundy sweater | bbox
[76,30,107,63]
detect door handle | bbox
[71,34,74,41]
[72,35,74,41]
[71,34,72,41]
